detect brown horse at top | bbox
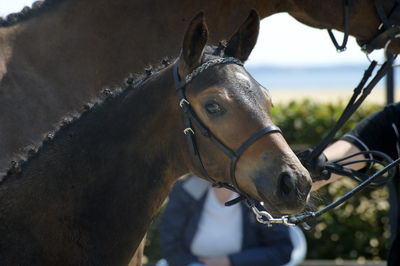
[0,0,399,177]
[0,11,311,265]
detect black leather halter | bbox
[173,57,281,203]
[330,0,400,53]
[359,0,400,53]
[327,0,353,52]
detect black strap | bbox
[358,0,400,53]
[173,61,283,202]
[306,55,396,164]
[229,126,281,191]
[235,126,281,156]
[359,27,400,54]
[326,150,396,188]
[327,0,353,52]
[375,0,392,28]
[288,157,400,225]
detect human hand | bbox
[296,148,330,181]
[199,256,231,266]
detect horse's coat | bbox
[1,0,399,177]
[0,11,311,265]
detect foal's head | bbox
[176,11,312,216]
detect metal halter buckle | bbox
[250,206,296,227]
[179,99,190,108]
[183,128,195,135]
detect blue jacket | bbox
[341,102,400,266]
[158,176,294,266]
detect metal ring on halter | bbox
[365,33,400,67]
[183,128,194,135]
[285,157,400,227]
[179,99,190,108]
[384,33,400,67]
[250,206,296,227]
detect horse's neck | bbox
[0,0,388,88]
[0,0,276,174]
[1,0,289,85]
[0,66,189,265]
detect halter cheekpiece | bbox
[173,57,282,205]
[173,55,400,228]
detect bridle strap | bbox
[375,0,394,27]
[328,0,400,53]
[306,54,396,163]
[230,126,281,191]
[287,157,400,225]
[173,59,282,199]
[358,0,400,53]
[327,0,353,52]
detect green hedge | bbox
[271,100,388,261]
[271,99,381,145]
[145,100,388,262]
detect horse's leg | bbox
[128,234,146,266]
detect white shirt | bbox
[190,189,243,258]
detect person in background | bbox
[158,174,307,266]
[306,103,400,265]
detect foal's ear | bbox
[225,10,260,62]
[182,12,208,69]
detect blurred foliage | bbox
[145,100,390,262]
[144,212,162,262]
[306,178,390,261]
[273,100,388,260]
[271,99,381,146]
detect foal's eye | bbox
[204,102,225,116]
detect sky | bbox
[0,0,386,67]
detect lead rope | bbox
[255,156,400,227]
[244,54,397,227]
[306,54,396,165]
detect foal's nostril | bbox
[279,172,296,195]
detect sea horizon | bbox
[246,63,398,91]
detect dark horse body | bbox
[0,11,312,265]
[0,0,399,176]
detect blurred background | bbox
[1,0,398,264]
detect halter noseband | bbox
[173,57,281,202]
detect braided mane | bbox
[0,57,173,183]
[0,44,224,184]
[0,0,66,27]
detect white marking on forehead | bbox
[235,72,250,83]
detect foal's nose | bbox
[278,171,297,196]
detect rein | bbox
[289,158,400,226]
[248,55,400,227]
[243,0,400,228]
[172,51,399,228]
[275,0,400,227]
[173,57,282,205]
[359,0,400,53]
[276,55,399,227]
[173,55,400,228]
